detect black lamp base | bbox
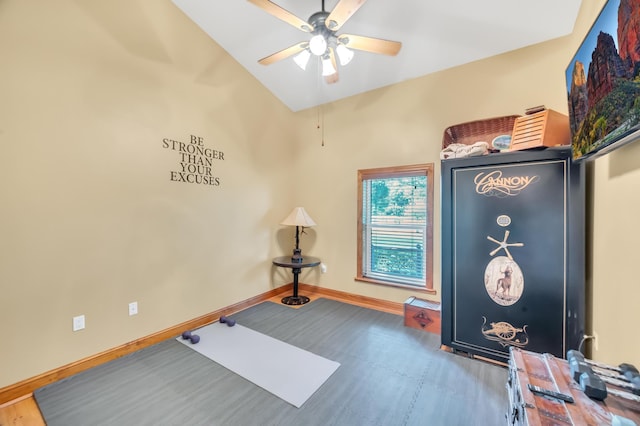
[291,248,303,263]
[281,295,310,305]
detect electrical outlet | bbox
[593,331,599,351]
[320,263,327,273]
[129,301,138,316]
[73,315,85,331]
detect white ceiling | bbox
[172,0,583,112]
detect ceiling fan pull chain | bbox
[315,103,325,147]
[321,105,325,147]
[316,61,325,147]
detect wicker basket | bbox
[442,115,520,149]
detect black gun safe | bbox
[441,147,585,362]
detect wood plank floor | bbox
[0,394,44,426]
[0,289,408,425]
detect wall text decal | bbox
[162,135,224,186]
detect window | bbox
[357,164,434,292]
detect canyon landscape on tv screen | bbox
[567,0,640,161]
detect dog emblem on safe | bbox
[496,265,513,295]
[481,317,529,348]
[484,257,523,306]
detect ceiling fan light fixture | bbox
[293,49,311,70]
[336,44,354,66]
[309,34,327,56]
[321,54,336,76]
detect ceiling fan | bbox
[248,0,402,84]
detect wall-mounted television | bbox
[566,0,640,161]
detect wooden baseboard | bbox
[0,285,292,405]
[0,284,405,405]
[298,284,404,315]
[0,393,32,409]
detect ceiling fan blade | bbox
[339,34,401,56]
[248,0,313,32]
[325,47,339,84]
[325,0,367,31]
[258,42,307,65]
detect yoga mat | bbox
[176,321,340,408]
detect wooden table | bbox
[272,255,321,305]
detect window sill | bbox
[355,276,437,295]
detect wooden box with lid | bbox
[403,297,441,334]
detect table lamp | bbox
[280,207,316,263]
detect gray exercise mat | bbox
[176,322,340,407]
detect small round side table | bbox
[272,255,321,305]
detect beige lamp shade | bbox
[280,207,316,227]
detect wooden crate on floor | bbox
[404,297,441,334]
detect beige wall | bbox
[1,0,638,388]
[0,0,296,387]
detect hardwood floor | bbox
[0,394,44,426]
[0,285,407,425]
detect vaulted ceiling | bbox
[172,0,583,112]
